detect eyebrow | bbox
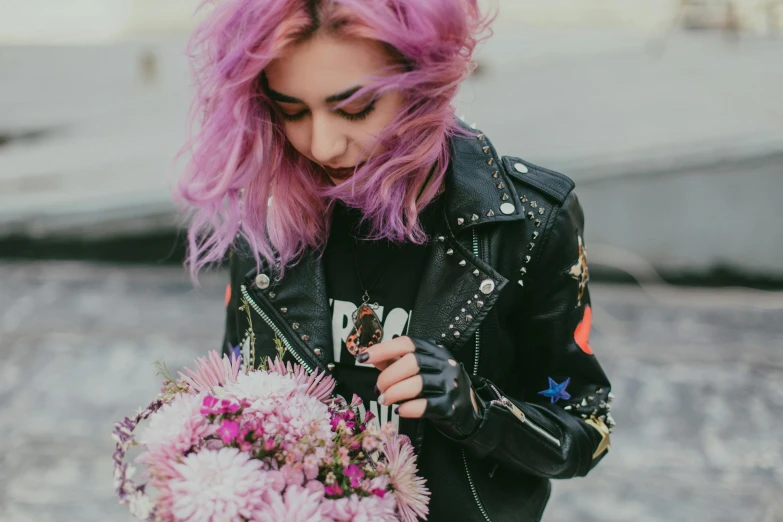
[266,85,364,104]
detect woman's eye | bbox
[338,102,376,122]
[279,109,308,122]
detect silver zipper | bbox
[462,449,492,522]
[471,229,481,374]
[240,284,314,374]
[463,229,492,522]
[488,383,561,448]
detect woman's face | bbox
[264,33,404,184]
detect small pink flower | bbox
[325,483,344,497]
[200,395,219,415]
[219,398,240,414]
[344,464,364,488]
[373,488,386,498]
[263,438,276,452]
[217,419,239,444]
[303,455,319,480]
[337,447,350,467]
[362,435,379,452]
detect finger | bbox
[379,374,423,406]
[359,336,415,367]
[376,353,419,393]
[396,398,427,419]
[374,356,401,372]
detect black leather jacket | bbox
[220,124,614,522]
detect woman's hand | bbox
[358,336,482,439]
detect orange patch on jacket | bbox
[225,284,231,308]
[575,305,593,355]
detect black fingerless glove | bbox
[410,337,484,439]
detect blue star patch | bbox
[538,377,571,404]
[227,341,242,364]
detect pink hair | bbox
[175,0,494,280]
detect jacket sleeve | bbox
[457,191,614,479]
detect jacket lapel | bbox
[407,123,523,368]
[242,250,333,371]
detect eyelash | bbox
[279,102,377,123]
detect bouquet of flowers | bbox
[112,344,430,522]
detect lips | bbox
[323,163,364,180]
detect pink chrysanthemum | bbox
[267,358,336,403]
[278,394,333,443]
[320,493,398,522]
[137,393,213,456]
[167,447,271,522]
[381,435,430,522]
[178,350,241,393]
[253,484,329,522]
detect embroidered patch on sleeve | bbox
[538,377,571,404]
[575,305,594,355]
[565,235,589,307]
[225,284,232,308]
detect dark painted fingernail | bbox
[357,353,369,363]
[394,407,399,415]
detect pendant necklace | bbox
[346,240,389,358]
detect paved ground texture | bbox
[1,261,782,521]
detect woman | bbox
[177,0,614,520]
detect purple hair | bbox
[175,0,494,280]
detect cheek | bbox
[282,123,311,158]
[356,93,404,151]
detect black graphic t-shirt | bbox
[323,196,444,438]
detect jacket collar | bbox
[444,120,527,234]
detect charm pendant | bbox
[347,301,383,358]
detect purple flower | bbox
[217,419,239,444]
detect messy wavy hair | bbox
[176,0,493,279]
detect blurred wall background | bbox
[2,0,783,42]
[1,2,782,522]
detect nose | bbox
[309,112,347,165]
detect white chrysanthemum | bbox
[222,371,297,406]
[169,448,271,522]
[137,393,211,454]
